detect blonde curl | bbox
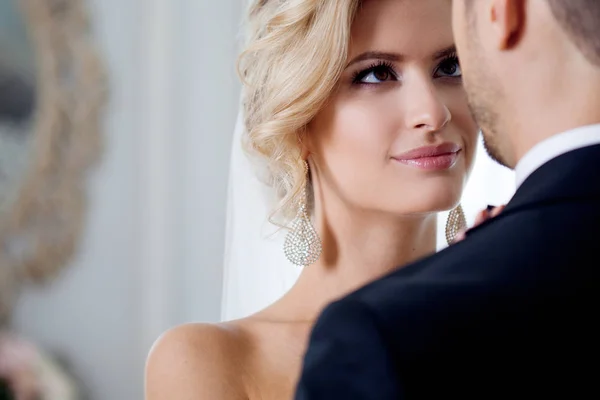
[238,0,361,226]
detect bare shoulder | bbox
[145,322,250,400]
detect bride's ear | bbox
[301,148,310,161]
[298,127,312,160]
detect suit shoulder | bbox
[312,298,383,337]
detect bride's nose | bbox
[404,79,451,133]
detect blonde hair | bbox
[238,0,361,225]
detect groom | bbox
[295,0,600,398]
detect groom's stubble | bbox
[460,2,512,169]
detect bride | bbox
[146,0,487,399]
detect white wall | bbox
[12,0,242,399]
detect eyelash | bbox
[435,52,461,78]
[351,61,397,84]
[351,53,462,86]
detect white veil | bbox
[221,99,516,321]
[219,0,299,322]
[220,105,302,321]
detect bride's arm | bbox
[145,324,246,400]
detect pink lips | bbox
[392,143,462,171]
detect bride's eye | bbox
[352,62,398,85]
[435,54,462,78]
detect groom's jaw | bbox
[454,0,600,168]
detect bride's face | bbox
[308,0,478,216]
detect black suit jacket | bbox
[295,144,600,399]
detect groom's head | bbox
[452,0,600,168]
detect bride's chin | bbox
[382,191,464,217]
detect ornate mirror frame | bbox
[0,0,106,324]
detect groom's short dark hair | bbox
[547,0,600,66]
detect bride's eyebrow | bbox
[345,51,403,68]
[346,45,457,68]
[432,45,457,60]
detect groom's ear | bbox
[489,0,526,50]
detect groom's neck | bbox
[507,67,600,165]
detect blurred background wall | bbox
[12,0,242,398]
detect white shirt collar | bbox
[515,123,600,188]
